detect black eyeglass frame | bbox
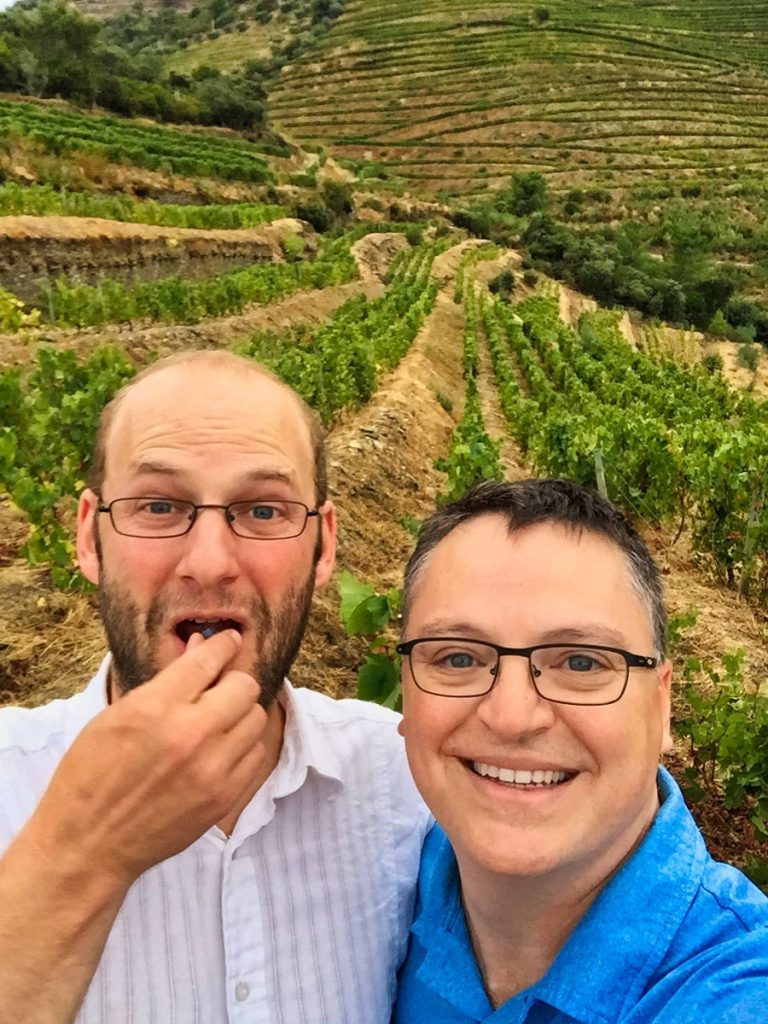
[96,496,321,540]
[395,637,659,706]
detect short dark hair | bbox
[402,479,667,656]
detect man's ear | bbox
[76,488,101,585]
[313,500,337,589]
[658,659,674,754]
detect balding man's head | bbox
[88,351,327,506]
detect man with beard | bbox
[0,351,430,1024]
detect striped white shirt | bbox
[0,658,431,1024]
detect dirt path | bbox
[0,214,303,246]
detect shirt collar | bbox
[74,660,344,783]
[227,679,345,846]
[277,679,346,785]
[63,655,110,739]
[534,767,709,1024]
[413,767,709,1024]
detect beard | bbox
[98,571,316,709]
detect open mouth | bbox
[468,761,576,788]
[175,618,244,644]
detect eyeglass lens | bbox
[407,639,628,704]
[107,498,309,539]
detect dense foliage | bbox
[235,241,442,423]
[481,294,768,598]
[33,233,356,329]
[455,174,768,346]
[0,98,277,182]
[435,278,503,502]
[0,182,285,227]
[0,1,270,130]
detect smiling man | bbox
[0,351,429,1024]
[394,479,768,1023]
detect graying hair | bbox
[402,479,667,658]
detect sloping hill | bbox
[271,0,768,196]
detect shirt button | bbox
[235,982,250,1002]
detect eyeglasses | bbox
[97,497,320,540]
[395,638,659,706]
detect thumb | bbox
[152,629,243,703]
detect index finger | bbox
[148,629,243,704]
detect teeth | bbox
[473,763,568,786]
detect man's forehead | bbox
[123,362,295,412]
[409,516,651,641]
[111,365,307,443]
[420,516,636,593]
[102,363,315,492]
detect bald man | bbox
[0,352,429,1024]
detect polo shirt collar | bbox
[413,767,709,1024]
[535,768,709,1024]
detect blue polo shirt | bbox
[394,767,768,1023]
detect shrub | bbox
[435,390,453,414]
[404,223,423,247]
[488,268,515,299]
[737,344,760,372]
[702,353,724,375]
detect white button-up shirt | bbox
[0,659,431,1023]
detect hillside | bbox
[0,0,765,883]
[271,0,768,197]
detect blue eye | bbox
[145,501,174,515]
[439,652,476,670]
[567,655,599,672]
[249,505,277,520]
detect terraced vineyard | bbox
[271,0,768,197]
[0,99,282,183]
[0,0,766,878]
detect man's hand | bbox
[28,628,265,885]
[0,630,266,1024]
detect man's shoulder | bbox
[0,694,74,756]
[290,685,403,731]
[693,855,768,936]
[0,664,107,758]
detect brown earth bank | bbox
[0,228,403,371]
[1,243,766,873]
[0,216,313,304]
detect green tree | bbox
[500,172,549,216]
